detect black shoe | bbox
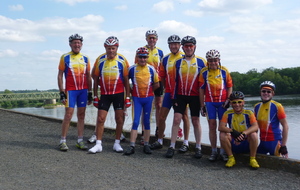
[165,147,175,158]
[124,146,135,155]
[194,148,202,159]
[219,153,229,162]
[208,152,218,162]
[150,141,163,150]
[178,144,189,153]
[143,145,152,154]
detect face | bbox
[260,88,274,102]
[136,55,148,66]
[207,58,220,70]
[105,45,118,59]
[146,34,158,47]
[231,99,244,114]
[169,42,181,54]
[69,40,82,54]
[182,43,196,57]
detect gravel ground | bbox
[0,109,299,190]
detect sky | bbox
[0,0,300,91]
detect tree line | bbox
[231,67,300,96]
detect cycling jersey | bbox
[58,51,90,91]
[145,46,164,73]
[93,53,129,95]
[159,51,185,93]
[254,100,286,141]
[173,56,206,97]
[221,109,257,132]
[199,66,233,102]
[128,64,159,98]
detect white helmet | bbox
[104,36,119,47]
[69,33,83,42]
[260,81,276,90]
[145,30,158,37]
[206,49,220,59]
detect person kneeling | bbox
[218,91,260,169]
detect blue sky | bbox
[0,0,299,91]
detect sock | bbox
[170,143,176,148]
[60,137,66,144]
[96,140,102,145]
[220,148,225,154]
[144,142,149,146]
[115,139,120,144]
[228,155,234,159]
[183,140,189,146]
[130,142,135,147]
[195,144,201,149]
[212,148,218,153]
[77,137,83,143]
[158,138,163,145]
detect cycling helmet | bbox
[167,35,181,44]
[206,49,220,59]
[136,47,149,56]
[181,36,196,45]
[229,91,245,100]
[145,30,158,37]
[104,36,119,47]
[69,33,83,42]
[260,81,276,90]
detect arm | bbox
[218,121,231,133]
[57,70,64,92]
[199,88,205,108]
[123,75,130,98]
[152,82,160,92]
[242,122,259,136]
[279,118,289,146]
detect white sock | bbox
[96,140,102,145]
[183,140,189,146]
[115,139,120,144]
[170,143,176,148]
[158,139,163,145]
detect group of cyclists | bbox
[57,30,289,169]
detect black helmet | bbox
[168,35,181,44]
[229,91,245,100]
[181,35,196,45]
[69,33,83,42]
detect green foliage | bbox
[232,66,300,96]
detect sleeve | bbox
[199,69,206,89]
[58,55,65,71]
[277,103,287,120]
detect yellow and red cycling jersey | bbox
[134,46,164,73]
[173,56,206,97]
[159,51,185,93]
[199,66,233,102]
[221,109,257,132]
[128,64,159,98]
[58,51,91,91]
[93,53,129,95]
[254,100,286,141]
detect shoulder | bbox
[243,109,254,115]
[220,66,230,72]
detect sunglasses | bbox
[231,100,244,104]
[147,37,157,40]
[183,44,195,48]
[138,56,148,59]
[207,58,219,62]
[261,90,272,93]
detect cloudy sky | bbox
[0,0,299,91]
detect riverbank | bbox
[0,108,299,189]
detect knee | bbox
[219,132,228,141]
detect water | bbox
[10,94,300,160]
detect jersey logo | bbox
[215,74,221,78]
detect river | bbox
[11,94,300,160]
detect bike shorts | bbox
[205,102,227,120]
[173,95,200,117]
[257,140,281,156]
[98,92,124,111]
[66,89,87,108]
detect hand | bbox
[88,92,93,103]
[222,99,230,109]
[59,91,67,103]
[230,129,241,139]
[200,106,206,117]
[279,146,288,158]
[235,133,246,142]
[93,96,99,108]
[125,97,131,108]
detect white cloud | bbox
[183,10,203,17]
[115,5,127,11]
[0,49,19,57]
[8,4,24,11]
[152,1,174,13]
[55,0,100,6]
[157,20,198,37]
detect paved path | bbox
[0,109,299,190]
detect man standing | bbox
[254,81,289,158]
[88,36,130,153]
[150,35,190,152]
[199,49,233,162]
[58,33,92,151]
[165,36,206,158]
[219,91,260,169]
